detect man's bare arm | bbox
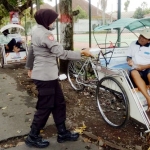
[136,64,150,71]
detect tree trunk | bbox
[102,11,105,25]
[59,0,73,74]
[101,0,107,25]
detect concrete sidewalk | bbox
[0,70,99,150]
[7,137,99,150]
[0,71,53,140]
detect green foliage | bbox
[73,5,88,22]
[141,1,147,10]
[21,9,36,35]
[0,0,44,27]
[0,4,8,17]
[124,0,130,12]
[7,0,19,7]
[133,4,150,19]
[133,7,145,19]
[143,8,150,15]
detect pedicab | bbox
[92,17,150,133]
[67,17,150,134]
[0,24,28,68]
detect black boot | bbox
[56,122,79,143]
[25,128,49,148]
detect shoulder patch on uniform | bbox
[48,35,54,41]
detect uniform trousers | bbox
[31,79,66,130]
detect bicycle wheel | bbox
[96,76,129,128]
[0,53,4,68]
[67,60,86,91]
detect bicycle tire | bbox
[67,60,86,91]
[96,76,129,128]
[0,53,4,68]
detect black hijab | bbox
[34,9,58,30]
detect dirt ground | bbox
[0,64,150,150]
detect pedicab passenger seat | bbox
[94,17,150,132]
[99,60,150,129]
[99,46,150,128]
[7,34,26,51]
[0,34,27,68]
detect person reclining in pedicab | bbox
[0,29,21,53]
[126,28,150,111]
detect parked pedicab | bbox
[67,17,150,133]
[0,24,28,68]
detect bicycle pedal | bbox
[83,80,90,84]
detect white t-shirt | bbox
[127,41,150,65]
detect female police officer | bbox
[25,9,93,148]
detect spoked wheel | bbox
[67,60,86,91]
[96,76,129,128]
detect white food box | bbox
[89,48,101,56]
[59,74,67,80]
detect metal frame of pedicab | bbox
[0,24,28,68]
[94,17,150,133]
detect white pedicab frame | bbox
[94,17,150,133]
[0,24,28,68]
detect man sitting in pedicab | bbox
[0,29,22,53]
[127,28,150,111]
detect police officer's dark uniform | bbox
[25,9,92,148]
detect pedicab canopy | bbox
[94,17,150,32]
[0,24,24,33]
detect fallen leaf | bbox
[17,130,21,133]
[74,121,87,134]
[28,119,32,122]
[74,128,84,134]
[82,137,91,143]
[40,130,44,133]
[26,112,31,115]
[2,107,7,110]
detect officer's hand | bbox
[28,70,32,78]
[81,48,93,57]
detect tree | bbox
[73,5,88,22]
[124,0,130,12]
[0,0,33,14]
[139,2,150,16]
[0,0,33,25]
[59,0,73,73]
[97,0,107,25]
[133,7,144,19]
[141,1,147,10]
[143,8,150,15]
[0,0,47,26]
